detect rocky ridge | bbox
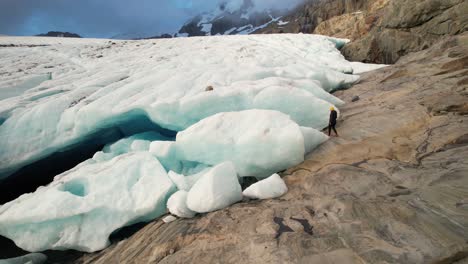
[74,32,468,264]
[256,0,467,64]
[36,31,82,38]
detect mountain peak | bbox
[179,0,285,37]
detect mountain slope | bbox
[255,0,468,64]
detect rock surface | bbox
[255,0,386,35]
[342,0,468,63]
[75,33,468,264]
[256,0,467,64]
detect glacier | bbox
[0,34,355,182]
[0,34,365,252]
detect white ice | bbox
[0,152,175,252]
[187,162,242,213]
[167,191,196,218]
[243,174,288,200]
[162,215,177,223]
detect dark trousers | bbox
[328,123,338,136]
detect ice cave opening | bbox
[0,111,177,204]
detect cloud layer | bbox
[0,0,303,38]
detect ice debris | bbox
[167,191,196,218]
[162,215,177,224]
[187,162,243,213]
[243,174,288,200]
[0,153,175,252]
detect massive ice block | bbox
[175,110,326,178]
[0,152,175,252]
[187,162,243,213]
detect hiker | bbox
[328,106,338,137]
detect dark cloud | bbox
[0,0,303,38]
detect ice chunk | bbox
[350,62,388,74]
[162,215,177,223]
[0,253,47,264]
[104,131,168,155]
[243,174,288,200]
[187,162,242,213]
[175,110,310,178]
[89,132,170,164]
[167,191,196,218]
[0,152,175,252]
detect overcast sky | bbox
[0,0,303,38]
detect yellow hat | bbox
[330,106,335,111]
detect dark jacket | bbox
[329,110,337,125]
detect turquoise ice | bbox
[0,152,175,252]
[174,110,328,178]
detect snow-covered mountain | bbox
[111,0,296,39]
[178,0,288,36]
